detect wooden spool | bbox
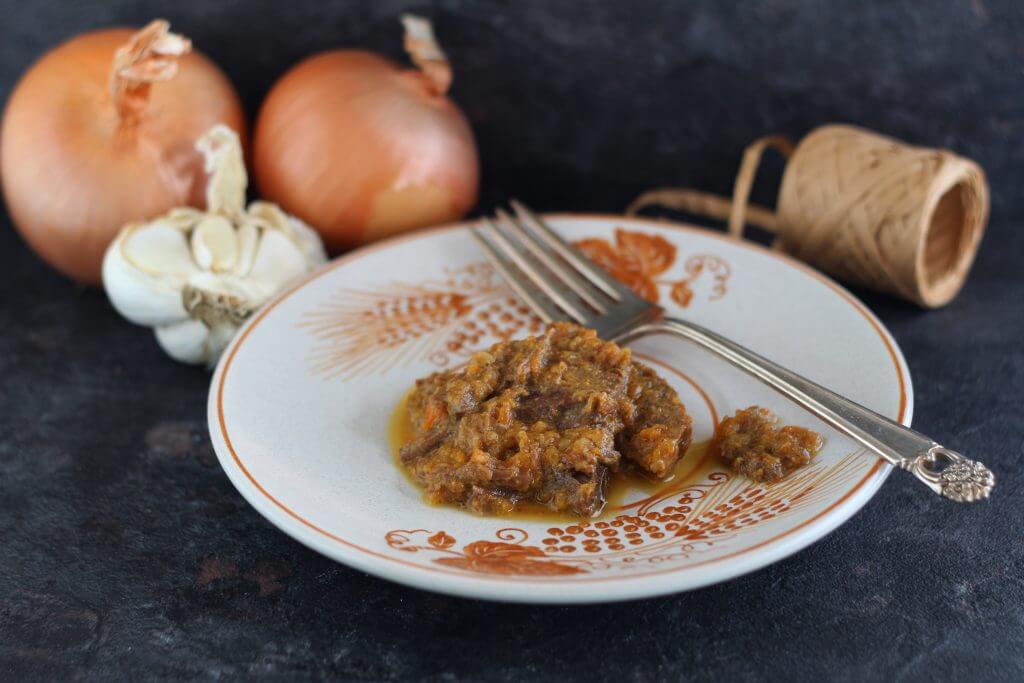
[629,124,990,308]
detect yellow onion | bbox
[253,15,478,252]
[0,20,246,284]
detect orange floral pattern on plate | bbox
[385,453,866,577]
[386,528,585,576]
[575,229,730,307]
[301,228,732,380]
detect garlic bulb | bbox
[103,124,326,365]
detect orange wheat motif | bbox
[299,263,542,379]
[384,452,867,577]
[301,229,732,380]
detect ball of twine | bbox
[629,124,990,308]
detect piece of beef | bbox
[711,406,823,482]
[619,363,693,478]
[398,323,692,518]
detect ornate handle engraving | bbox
[898,446,995,502]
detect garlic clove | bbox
[246,201,290,232]
[154,318,210,364]
[163,207,205,230]
[121,220,199,276]
[191,214,237,272]
[287,216,328,267]
[247,229,313,293]
[246,202,326,272]
[233,221,259,277]
[103,227,195,327]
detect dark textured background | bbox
[1,1,1022,680]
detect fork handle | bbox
[619,317,994,502]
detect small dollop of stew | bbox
[399,322,693,517]
[711,406,823,483]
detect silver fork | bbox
[472,200,994,502]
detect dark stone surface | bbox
[1,1,1021,680]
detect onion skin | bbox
[253,49,479,252]
[1,27,246,285]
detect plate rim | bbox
[207,213,915,603]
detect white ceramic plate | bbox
[208,214,913,603]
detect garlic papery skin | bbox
[102,124,326,366]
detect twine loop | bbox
[629,125,990,307]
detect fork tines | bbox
[472,201,656,337]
